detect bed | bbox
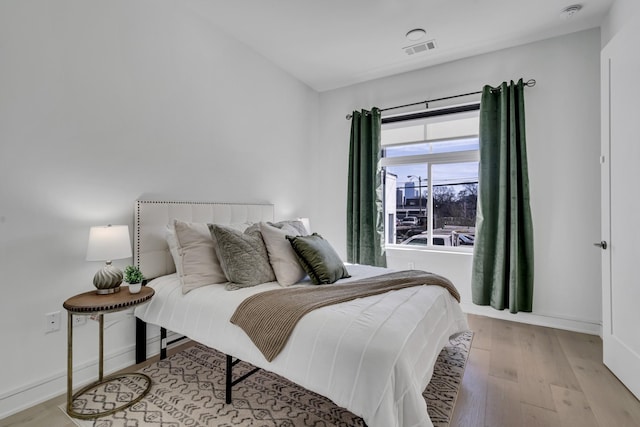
[133,200,468,427]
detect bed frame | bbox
[133,199,275,403]
[131,200,468,426]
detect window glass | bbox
[406,237,428,245]
[383,137,478,157]
[432,162,478,246]
[386,164,428,245]
[382,106,479,249]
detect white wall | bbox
[601,0,640,46]
[314,29,603,334]
[0,0,318,417]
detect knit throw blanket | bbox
[230,270,460,362]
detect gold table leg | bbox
[98,314,103,381]
[66,312,73,415]
[66,311,152,420]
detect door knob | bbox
[593,241,608,250]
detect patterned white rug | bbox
[63,331,472,427]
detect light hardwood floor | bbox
[451,314,640,427]
[2,314,640,427]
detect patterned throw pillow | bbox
[286,233,350,285]
[209,224,276,289]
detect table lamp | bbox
[86,224,132,294]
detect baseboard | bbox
[0,331,183,420]
[461,302,603,336]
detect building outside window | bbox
[381,104,480,249]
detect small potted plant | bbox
[124,265,145,294]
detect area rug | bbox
[63,331,472,427]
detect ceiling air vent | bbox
[404,40,436,56]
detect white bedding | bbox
[134,264,468,427]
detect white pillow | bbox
[259,222,307,286]
[167,219,227,293]
[268,220,308,236]
[165,224,182,277]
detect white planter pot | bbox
[128,283,142,294]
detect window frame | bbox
[381,103,480,252]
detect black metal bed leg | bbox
[160,327,167,360]
[137,322,262,405]
[135,318,147,364]
[225,354,261,405]
[226,355,233,404]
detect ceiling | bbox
[188,0,613,92]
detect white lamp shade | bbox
[86,225,132,261]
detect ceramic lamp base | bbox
[93,261,123,295]
[96,286,121,295]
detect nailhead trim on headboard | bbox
[134,200,275,280]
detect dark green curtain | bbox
[472,79,534,313]
[347,108,386,267]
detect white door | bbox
[601,22,640,400]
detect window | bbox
[381,104,479,249]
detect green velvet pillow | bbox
[209,223,276,289]
[286,233,350,285]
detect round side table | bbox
[63,286,154,420]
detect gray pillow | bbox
[286,233,350,285]
[268,220,308,236]
[209,224,275,288]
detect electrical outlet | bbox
[45,311,61,333]
[73,316,87,327]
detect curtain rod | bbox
[345,78,536,120]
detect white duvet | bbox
[134,264,468,427]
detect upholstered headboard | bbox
[134,200,275,280]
